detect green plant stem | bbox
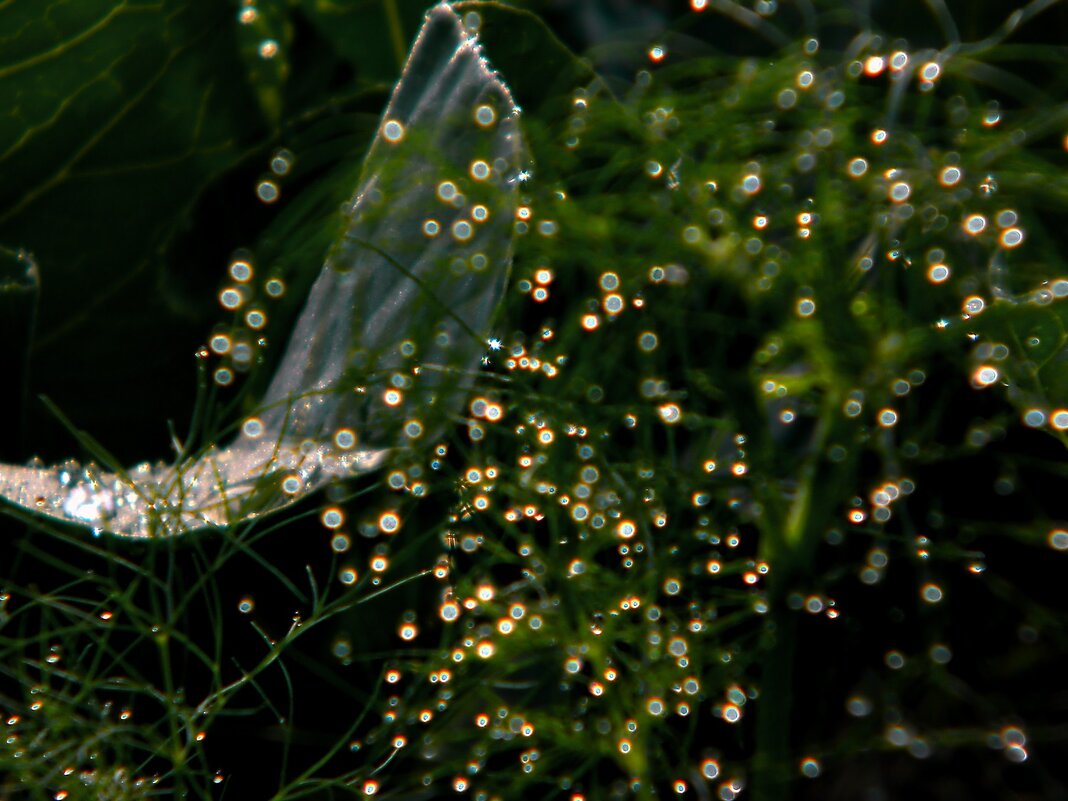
[382,0,405,72]
[752,598,798,801]
[752,385,841,800]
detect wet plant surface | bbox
[2,1,1068,800]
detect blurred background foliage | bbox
[2,0,1068,799]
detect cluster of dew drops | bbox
[203,145,293,388]
[205,5,1068,799]
[275,48,765,801]
[677,1,1066,776]
[202,246,286,389]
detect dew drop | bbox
[920,61,941,81]
[800,758,821,778]
[888,181,911,203]
[382,119,405,143]
[219,288,243,310]
[242,417,264,438]
[452,220,473,242]
[940,166,962,186]
[927,264,950,283]
[335,428,356,450]
[270,149,293,176]
[1000,228,1024,248]
[474,104,496,127]
[972,365,999,387]
[378,511,401,534]
[256,180,279,203]
[437,181,458,202]
[229,259,253,282]
[864,55,886,76]
[1024,409,1047,427]
[921,583,943,603]
[210,334,232,354]
[321,507,344,529]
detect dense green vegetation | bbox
[2,1,1067,799]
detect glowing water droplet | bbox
[972,365,999,387]
[270,149,293,176]
[889,181,911,203]
[474,104,496,127]
[452,220,473,241]
[1024,409,1047,427]
[242,417,264,438]
[210,334,232,354]
[256,180,279,203]
[229,259,253,282]
[940,166,962,186]
[219,288,243,310]
[921,583,943,603]
[437,181,458,202]
[382,119,405,143]
[321,507,344,529]
[927,264,950,283]
[1000,228,1024,248]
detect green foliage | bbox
[3,1,1068,800]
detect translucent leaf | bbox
[0,3,525,538]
